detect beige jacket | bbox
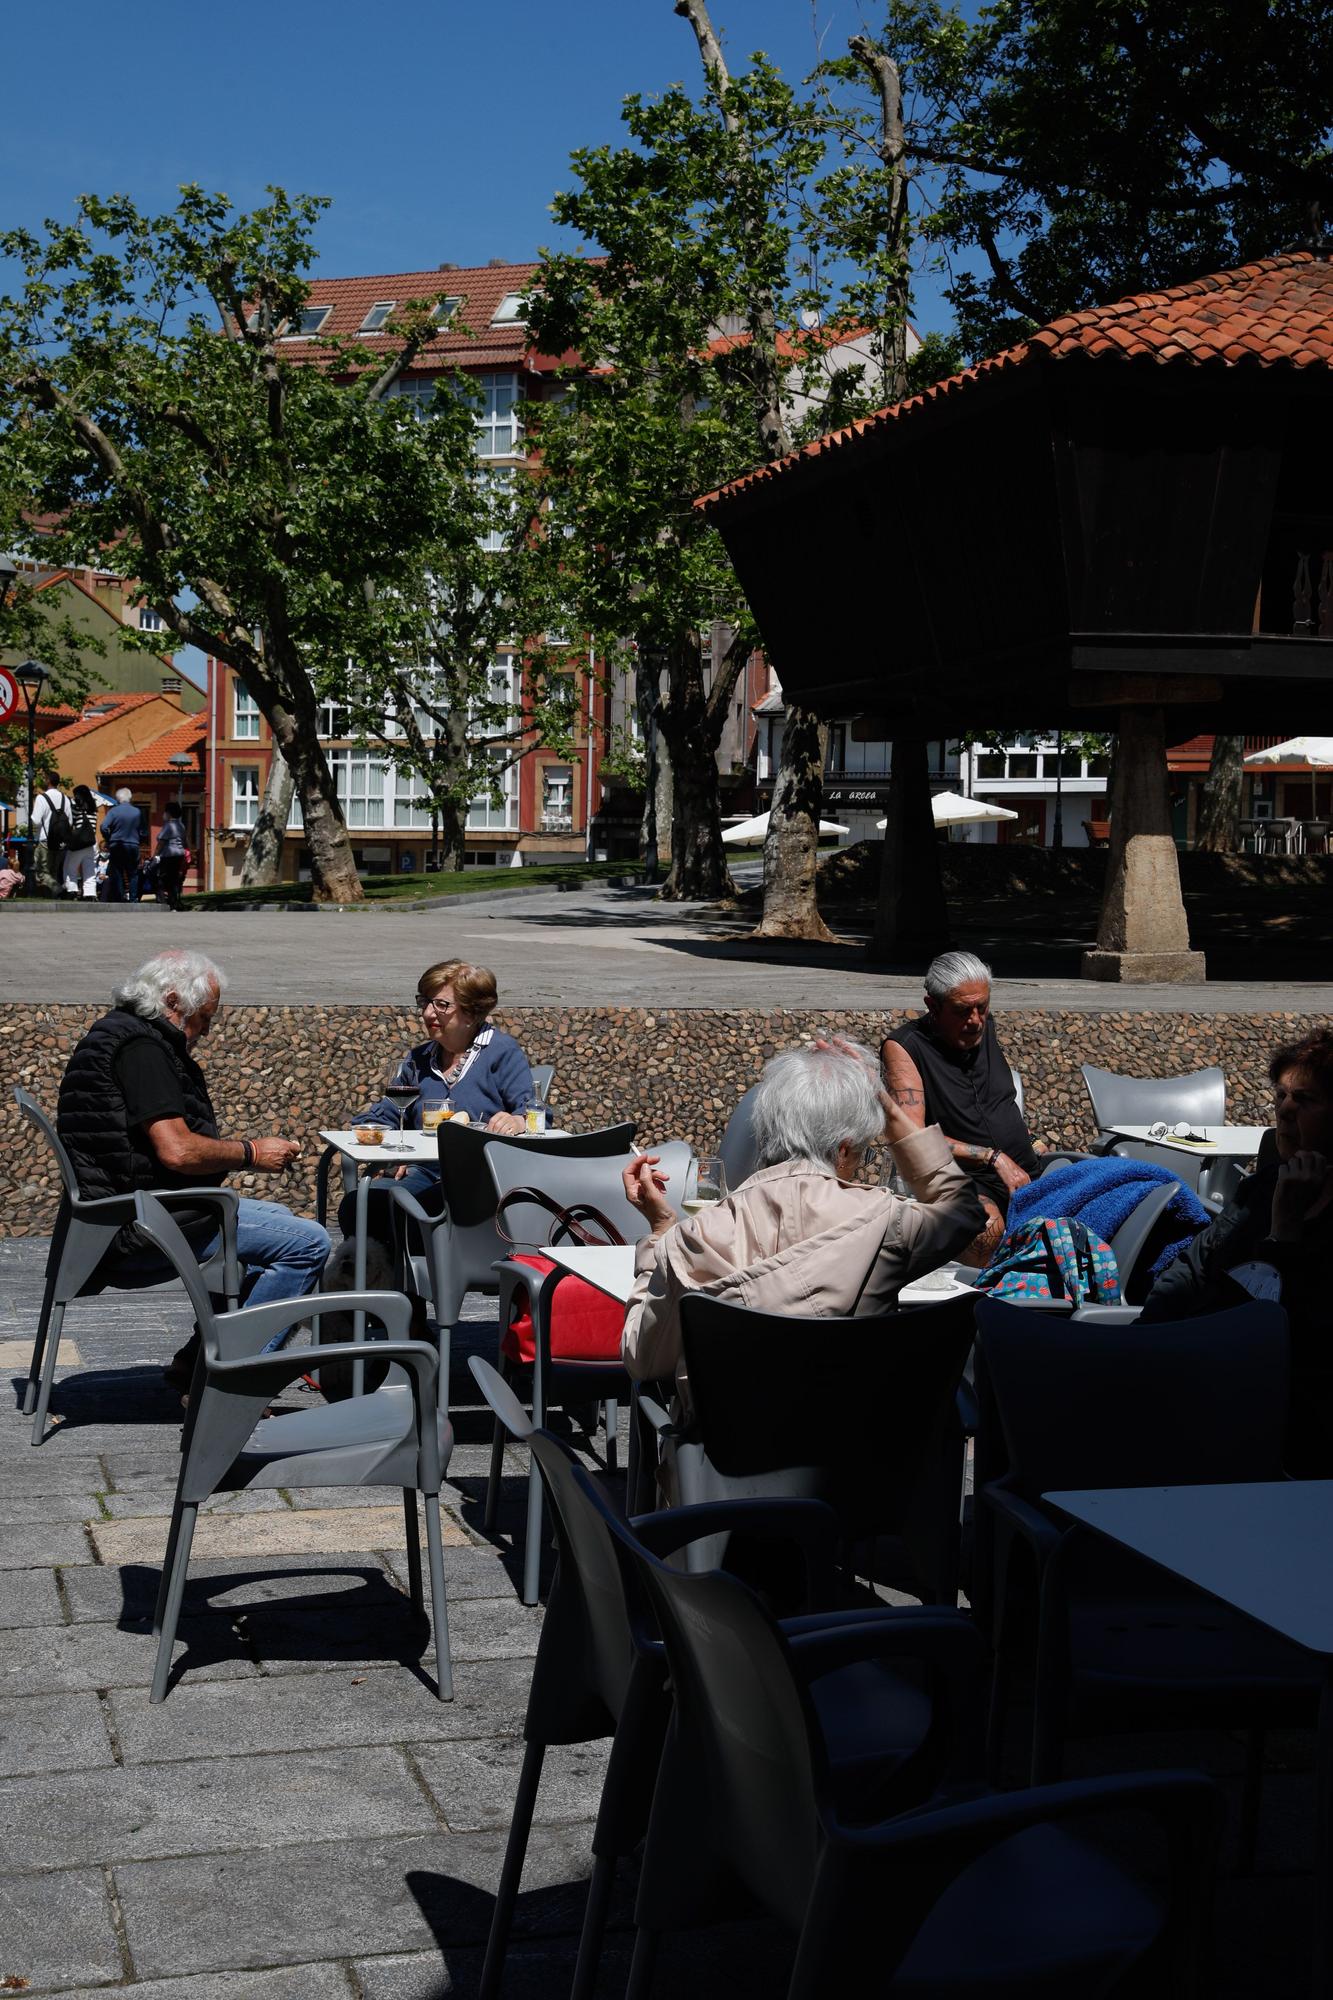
[622,1123,985,1394]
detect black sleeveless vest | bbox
[885,1014,1037,1205]
[57,1007,222,1213]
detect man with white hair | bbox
[57,949,329,1386]
[881,951,1040,1264]
[99,787,145,903]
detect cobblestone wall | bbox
[0,1002,1320,1236]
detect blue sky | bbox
[3,0,962,686]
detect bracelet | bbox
[241,1140,255,1168]
[987,1148,999,1167]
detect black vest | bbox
[886,1014,1037,1207]
[57,1007,222,1214]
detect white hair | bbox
[115,787,133,803]
[114,951,226,1020]
[750,1041,884,1171]
[924,951,992,1003]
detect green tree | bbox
[0,186,490,901]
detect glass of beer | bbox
[421,1098,453,1134]
[682,1154,727,1215]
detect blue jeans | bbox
[336,1165,443,1251]
[108,843,141,902]
[114,1197,331,1351]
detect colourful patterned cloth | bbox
[1007,1155,1209,1282]
[976,1215,1121,1306]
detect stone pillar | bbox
[868,736,951,964]
[1081,705,1205,983]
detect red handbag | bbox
[495,1188,627,1365]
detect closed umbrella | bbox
[722,810,850,844]
[875,792,1020,831]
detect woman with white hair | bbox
[621,1039,985,1393]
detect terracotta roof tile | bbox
[100,715,205,778]
[698,252,1333,518]
[42,692,171,750]
[273,258,582,377]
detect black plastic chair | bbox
[651,1290,976,1603]
[607,1492,1220,1999]
[469,1357,980,2000]
[132,1192,453,1703]
[14,1086,242,1446]
[975,1296,1319,1861]
[481,1139,692,1604]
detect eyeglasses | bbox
[418,995,456,1014]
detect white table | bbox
[1107,1123,1268,1159]
[1047,1480,1333,1994]
[897,1262,977,1308]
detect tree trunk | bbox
[1196,734,1245,852]
[753,704,837,940]
[654,731,674,868]
[435,795,466,874]
[269,700,363,904]
[868,737,950,963]
[656,641,733,900]
[240,748,294,889]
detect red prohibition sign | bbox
[0,667,18,725]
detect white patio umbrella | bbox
[721,810,850,844]
[874,791,1020,831]
[1244,737,1333,819]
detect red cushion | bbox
[500,1252,626,1364]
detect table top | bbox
[1108,1123,1268,1157]
[1045,1480,1333,1657]
[321,1125,568,1164]
[544,1243,638,1304]
[898,1262,978,1307]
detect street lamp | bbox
[168,751,193,816]
[14,658,49,836]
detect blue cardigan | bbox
[363,1027,533,1132]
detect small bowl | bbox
[354,1122,388,1147]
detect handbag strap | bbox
[494,1185,626,1250]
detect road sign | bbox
[0,667,17,725]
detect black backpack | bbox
[68,803,95,845]
[44,792,71,848]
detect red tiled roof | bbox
[100,714,205,778]
[276,259,569,374]
[698,252,1333,517]
[41,692,172,751]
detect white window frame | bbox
[541,763,574,833]
[231,765,260,829]
[284,305,331,338]
[138,606,164,632]
[491,293,526,326]
[233,685,261,740]
[359,300,397,332]
[474,372,523,458]
[329,747,389,829]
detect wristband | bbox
[241,1140,255,1168]
[987,1148,999,1167]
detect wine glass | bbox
[382,1064,420,1152]
[682,1154,727,1215]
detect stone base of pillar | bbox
[1081,948,1207,984]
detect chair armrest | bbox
[635,1393,677,1436]
[373,1181,446,1233]
[784,1607,985,1777]
[978,1483,1065,1564]
[154,1186,241,1218]
[843,1767,1219,1855]
[630,1497,839,1605]
[208,1335,437,1391]
[208,1289,415,1361]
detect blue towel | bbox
[1004,1155,1210,1281]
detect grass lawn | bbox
[184,856,641,910]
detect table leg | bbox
[353,1172,370,1398]
[1315,1671,1333,1997]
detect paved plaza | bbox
[3,880,1332,1011]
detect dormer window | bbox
[434,296,461,324]
[491,293,526,326]
[359,301,397,332]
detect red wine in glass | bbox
[384,1079,420,1151]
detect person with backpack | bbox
[99,787,145,902]
[30,782,72,895]
[61,785,100,898]
[154,809,189,910]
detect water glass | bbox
[683,1154,727,1215]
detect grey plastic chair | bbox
[717,1085,760,1189]
[611,1481,1220,2000]
[14,1087,242,1447]
[529,1062,555,1104]
[1082,1061,1227,1196]
[130,1191,453,1704]
[368,1119,639,1401]
[482,1139,693,1604]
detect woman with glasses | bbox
[337,959,533,1242]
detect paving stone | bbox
[89,1505,470,1567]
[62,1551,406,1625]
[0,1616,258,1696]
[382,1546,521,1603]
[114,1824,600,1979]
[0,1689,115,1778]
[48,1970,357,2000]
[0,1864,122,1991]
[0,1453,107,1496]
[0,1336,81,1368]
[245,1591,541,1675]
[414,1737,608,1833]
[0,1745,438,1870]
[0,1564,63,1629]
[0,1520,94,1568]
[0,1489,106,1523]
[99,1488,289,1519]
[352,1932,772,2000]
[109,1658,532,1765]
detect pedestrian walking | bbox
[154,809,189,910]
[100,788,144,902]
[61,785,99,898]
[30,783,72,896]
